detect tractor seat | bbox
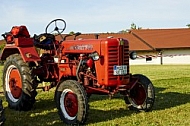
[33,33,59,50]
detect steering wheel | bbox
[45,19,66,35]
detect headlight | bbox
[89,51,100,61]
[130,51,137,60]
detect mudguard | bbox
[0,38,41,62]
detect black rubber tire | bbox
[55,80,88,125]
[0,100,5,126]
[3,54,37,111]
[124,74,155,112]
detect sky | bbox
[0,0,190,37]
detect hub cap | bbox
[60,89,78,120]
[5,65,22,102]
[130,83,147,106]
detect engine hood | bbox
[61,39,104,54]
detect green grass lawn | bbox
[1,65,190,126]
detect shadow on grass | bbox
[87,106,134,125]
[1,85,190,125]
[154,87,190,110]
[89,86,190,111]
[0,94,64,126]
[86,86,190,124]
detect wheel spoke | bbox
[55,21,57,27]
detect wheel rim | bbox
[5,65,22,102]
[60,89,78,120]
[129,83,147,106]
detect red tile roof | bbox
[56,28,190,51]
[130,28,190,50]
[56,33,153,51]
[97,33,154,51]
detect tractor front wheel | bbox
[124,74,155,112]
[3,54,37,111]
[55,80,88,125]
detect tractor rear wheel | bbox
[3,54,37,111]
[124,74,155,112]
[55,80,88,125]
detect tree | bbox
[186,24,190,28]
[69,31,75,35]
[0,40,5,51]
[130,23,137,29]
[118,23,142,33]
[131,22,142,30]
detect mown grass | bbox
[1,65,190,126]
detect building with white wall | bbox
[129,28,190,65]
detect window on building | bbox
[146,56,152,61]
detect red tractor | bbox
[0,19,155,125]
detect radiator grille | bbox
[108,43,129,80]
[108,46,118,80]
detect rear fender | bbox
[0,46,41,62]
